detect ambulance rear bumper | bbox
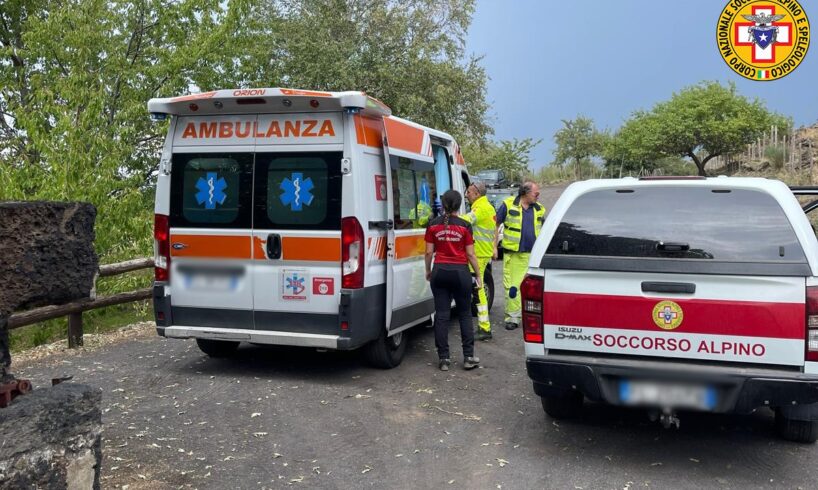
[164,326,341,349]
[528,354,818,417]
[153,283,385,350]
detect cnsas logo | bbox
[717,0,810,81]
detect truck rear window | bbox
[546,187,806,262]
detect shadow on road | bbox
[161,327,434,382]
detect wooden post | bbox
[68,312,83,348]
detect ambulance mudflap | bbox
[540,270,805,367]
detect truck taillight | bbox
[154,214,170,282]
[807,286,818,361]
[521,274,544,343]
[341,216,364,289]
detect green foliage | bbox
[266,0,491,142]
[764,144,787,170]
[603,81,790,176]
[462,138,541,183]
[0,0,260,269]
[552,116,606,180]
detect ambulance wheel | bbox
[471,267,495,316]
[364,329,407,369]
[196,339,239,358]
[775,410,818,443]
[541,391,583,420]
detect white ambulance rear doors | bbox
[167,111,345,333]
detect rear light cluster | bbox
[521,274,545,343]
[807,286,818,361]
[154,214,170,282]
[341,217,364,289]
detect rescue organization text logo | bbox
[717,0,810,81]
[652,301,684,330]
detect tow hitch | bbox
[649,408,681,429]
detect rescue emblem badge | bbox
[195,172,228,210]
[652,300,684,330]
[280,172,314,212]
[717,0,810,81]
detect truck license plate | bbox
[619,380,717,410]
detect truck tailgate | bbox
[542,270,805,366]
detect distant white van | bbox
[148,88,479,368]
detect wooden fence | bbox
[7,258,154,348]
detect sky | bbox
[466,0,818,168]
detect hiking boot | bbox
[504,322,519,331]
[439,359,451,371]
[463,356,480,370]
[477,330,492,341]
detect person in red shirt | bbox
[424,190,482,371]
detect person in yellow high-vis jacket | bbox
[494,182,545,330]
[464,182,497,341]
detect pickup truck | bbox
[522,176,818,442]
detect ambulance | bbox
[148,88,481,368]
[522,177,818,442]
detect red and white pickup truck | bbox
[522,177,818,442]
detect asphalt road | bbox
[14,184,818,489]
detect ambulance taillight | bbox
[154,214,170,282]
[521,274,544,343]
[806,286,818,361]
[341,217,364,289]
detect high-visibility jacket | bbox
[500,195,545,252]
[464,195,496,257]
[408,200,432,227]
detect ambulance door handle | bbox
[266,234,282,260]
[368,220,393,231]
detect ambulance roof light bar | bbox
[147,88,392,118]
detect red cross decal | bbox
[657,306,678,324]
[734,5,793,63]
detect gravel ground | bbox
[12,184,818,489]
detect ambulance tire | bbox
[541,391,583,420]
[364,329,407,369]
[196,338,239,358]
[775,410,818,443]
[470,267,495,317]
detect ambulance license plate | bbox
[183,273,238,292]
[619,380,717,410]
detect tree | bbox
[267,0,491,143]
[552,116,605,180]
[462,138,541,183]
[0,0,260,271]
[607,81,790,176]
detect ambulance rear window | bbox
[170,153,253,228]
[253,152,342,230]
[546,187,806,262]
